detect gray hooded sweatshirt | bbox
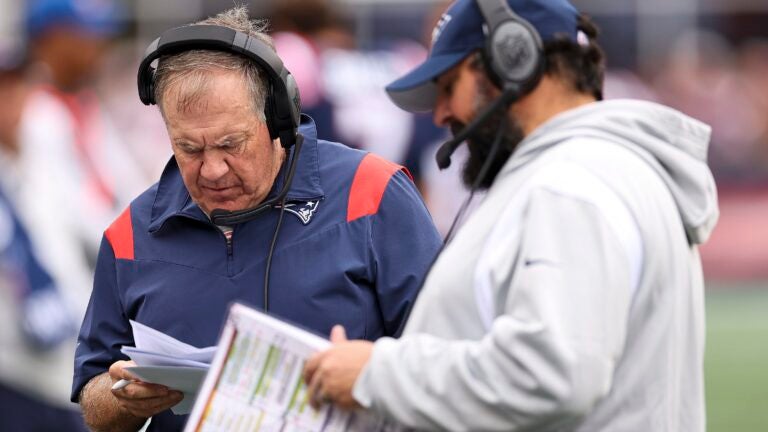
[353,100,718,431]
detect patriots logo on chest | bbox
[278,200,321,225]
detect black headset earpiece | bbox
[476,0,544,94]
[137,25,301,149]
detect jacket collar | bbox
[148,115,325,232]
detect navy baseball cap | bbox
[25,0,127,39]
[387,0,579,112]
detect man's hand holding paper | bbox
[109,320,213,415]
[109,360,184,419]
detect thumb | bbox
[109,360,138,381]
[330,325,347,343]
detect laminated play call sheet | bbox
[184,303,402,432]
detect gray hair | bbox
[153,5,274,120]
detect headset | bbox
[137,24,301,150]
[137,24,304,227]
[436,0,544,170]
[477,0,544,94]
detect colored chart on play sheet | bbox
[185,303,402,432]
[197,329,346,431]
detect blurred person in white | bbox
[303,0,719,430]
[270,0,432,169]
[0,52,89,431]
[11,0,149,269]
[268,0,351,147]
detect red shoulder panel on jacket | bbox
[347,153,413,223]
[105,206,134,260]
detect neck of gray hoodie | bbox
[498,99,718,245]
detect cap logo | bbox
[431,14,452,47]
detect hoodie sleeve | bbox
[353,181,637,431]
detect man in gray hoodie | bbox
[304,0,719,431]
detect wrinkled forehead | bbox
[160,69,255,118]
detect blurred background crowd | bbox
[0,0,765,430]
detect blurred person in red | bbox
[0,1,148,429]
[17,0,149,266]
[0,48,89,432]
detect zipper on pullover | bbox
[218,225,234,276]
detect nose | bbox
[199,151,229,182]
[433,93,452,127]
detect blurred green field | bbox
[705,283,768,432]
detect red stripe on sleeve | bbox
[105,206,134,260]
[347,153,412,223]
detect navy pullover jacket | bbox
[72,116,441,430]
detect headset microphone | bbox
[435,86,517,169]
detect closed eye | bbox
[218,138,246,154]
[175,141,202,154]
[437,80,453,97]
[434,68,458,98]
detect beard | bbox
[454,84,525,189]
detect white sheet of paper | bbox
[121,347,211,368]
[126,366,208,415]
[129,320,216,358]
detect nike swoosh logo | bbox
[524,259,558,267]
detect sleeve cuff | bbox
[351,337,397,410]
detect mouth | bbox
[200,185,239,200]
[203,185,234,192]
